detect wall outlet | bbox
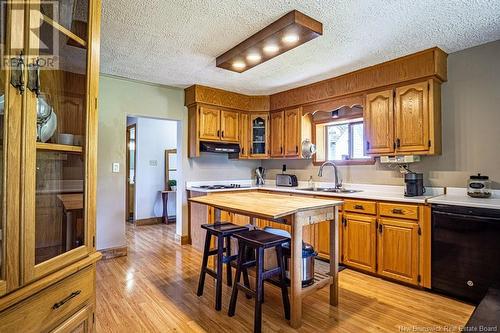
[149,160,158,167]
[112,163,120,173]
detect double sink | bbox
[296,187,362,194]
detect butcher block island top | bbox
[188,191,343,329]
[188,191,343,220]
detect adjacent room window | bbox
[326,119,369,161]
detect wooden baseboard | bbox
[135,217,162,226]
[100,246,128,260]
[174,234,191,245]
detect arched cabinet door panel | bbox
[394,82,430,152]
[364,90,394,155]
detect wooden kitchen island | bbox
[188,191,343,328]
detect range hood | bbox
[200,141,240,154]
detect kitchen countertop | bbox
[427,187,500,210]
[187,180,445,204]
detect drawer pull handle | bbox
[354,205,364,210]
[52,290,81,310]
[392,208,404,214]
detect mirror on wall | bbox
[165,149,177,191]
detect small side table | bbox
[160,190,176,224]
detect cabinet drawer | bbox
[50,303,94,333]
[344,200,376,215]
[379,203,419,220]
[0,266,94,333]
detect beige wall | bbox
[263,40,500,189]
[97,75,258,250]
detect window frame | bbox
[313,118,375,166]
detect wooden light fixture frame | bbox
[216,10,323,73]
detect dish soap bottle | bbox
[308,176,315,189]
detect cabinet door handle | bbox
[10,52,25,94]
[396,138,401,148]
[241,147,244,155]
[378,224,383,233]
[250,147,253,154]
[52,290,81,310]
[354,204,364,210]
[366,141,370,151]
[392,208,404,214]
[280,146,283,154]
[27,57,41,96]
[217,130,220,137]
[221,130,224,138]
[296,145,298,154]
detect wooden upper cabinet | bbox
[364,90,394,155]
[220,110,239,142]
[343,214,377,273]
[239,112,250,158]
[199,107,221,141]
[395,81,429,152]
[270,111,284,157]
[377,218,419,285]
[284,108,301,157]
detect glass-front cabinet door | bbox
[249,113,269,158]
[22,0,98,282]
[0,0,23,295]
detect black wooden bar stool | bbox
[228,230,290,333]
[197,223,250,311]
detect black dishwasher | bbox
[432,204,500,304]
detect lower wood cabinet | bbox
[315,212,343,262]
[189,191,429,287]
[377,218,420,285]
[51,303,94,333]
[342,214,377,273]
[0,265,96,333]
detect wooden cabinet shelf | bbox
[36,142,83,153]
[42,14,87,48]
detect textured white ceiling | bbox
[100,0,500,95]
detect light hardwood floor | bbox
[96,224,474,332]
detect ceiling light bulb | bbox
[232,61,246,69]
[263,44,280,54]
[282,34,299,44]
[246,53,262,62]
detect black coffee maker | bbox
[404,173,425,197]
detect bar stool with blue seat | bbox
[228,229,290,333]
[197,222,250,311]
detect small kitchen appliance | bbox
[276,164,298,187]
[283,242,317,287]
[467,173,492,198]
[404,172,425,197]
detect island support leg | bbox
[329,206,339,306]
[290,214,303,328]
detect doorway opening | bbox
[126,123,136,222]
[125,116,178,226]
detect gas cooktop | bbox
[193,184,251,190]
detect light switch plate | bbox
[149,160,158,167]
[112,163,120,173]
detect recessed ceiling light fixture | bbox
[246,53,262,62]
[263,44,280,54]
[216,10,323,73]
[232,61,246,70]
